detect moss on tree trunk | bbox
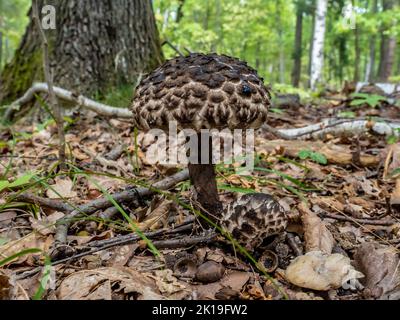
[0,0,164,104]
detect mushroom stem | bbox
[187,132,222,224]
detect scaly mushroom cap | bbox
[131,53,271,131]
[221,193,288,251]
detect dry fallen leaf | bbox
[299,203,335,254]
[46,177,77,199]
[0,233,53,266]
[57,267,163,300]
[193,271,250,300]
[30,212,64,236]
[354,242,400,300]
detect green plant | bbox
[338,111,356,118]
[350,93,388,108]
[298,149,328,165]
[391,168,400,177]
[0,172,36,193]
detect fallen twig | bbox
[9,192,74,212]
[266,118,400,140]
[55,169,190,244]
[256,139,379,167]
[322,212,395,226]
[6,84,400,141]
[4,83,132,119]
[150,233,216,249]
[16,220,196,280]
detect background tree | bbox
[292,0,306,87]
[0,0,164,104]
[377,0,397,81]
[310,0,328,89]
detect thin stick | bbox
[10,192,73,212]
[54,169,190,244]
[322,212,395,226]
[32,1,66,170]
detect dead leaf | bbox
[354,242,400,300]
[30,212,64,236]
[46,177,77,199]
[299,203,335,254]
[57,267,163,300]
[0,233,53,266]
[193,271,250,300]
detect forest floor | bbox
[0,87,400,300]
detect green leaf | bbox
[387,135,399,145]
[310,152,328,165]
[8,172,36,188]
[350,99,368,106]
[298,149,311,160]
[391,168,400,177]
[338,111,356,118]
[298,150,327,165]
[0,181,10,193]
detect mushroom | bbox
[131,53,271,224]
[221,193,288,251]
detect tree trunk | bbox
[276,0,285,84]
[308,2,316,86]
[365,0,378,82]
[292,0,304,87]
[310,0,328,90]
[353,13,361,83]
[0,0,164,104]
[0,31,3,70]
[377,0,397,82]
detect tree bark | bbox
[365,0,378,82]
[276,0,285,84]
[353,14,361,83]
[292,0,304,87]
[308,1,316,86]
[310,0,328,90]
[0,0,164,104]
[0,31,3,70]
[377,0,397,82]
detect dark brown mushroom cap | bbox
[131,53,271,131]
[221,193,288,251]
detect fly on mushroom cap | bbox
[130,53,271,226]
[131,53,271,131]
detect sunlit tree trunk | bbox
[276,0,285,84]
[308,3,315,84]
[365,0,378,82]
[310,0,328,90]
[291,0,304,87]
[377,0,397,82]
[0,31,3,69]
[0,0,164,104]
[353,17,361,82]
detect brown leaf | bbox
[30,212,64,236]
[299,203,335,254]
[57,267,163,300]
[193,271,250,300]
[0,233,53,266]
[354,242,400,299]
[46,177,77,199]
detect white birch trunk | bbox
[310,0,328,90]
